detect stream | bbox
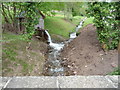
[43,18,87,76]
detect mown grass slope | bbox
[44,16,94,40]
[44,16,75,39]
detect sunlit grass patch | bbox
[45,16,75,39]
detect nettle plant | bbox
[87,2,120,50]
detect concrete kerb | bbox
[0,75,119,88]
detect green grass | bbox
[44,16,75,39]
[83,17,94,28]
[71,16,94,27]
[2,32,31,42]
[3,48,17,62]
[44,16,94,40]
[54,11,64,18]
[72,16,94,33]
[2,33,46,76]
[71,16,84,25]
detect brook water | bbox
[43,18,86,76]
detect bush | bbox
[109,68,120,75]
[87,2,120,50]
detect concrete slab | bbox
[1,76,119,88]
[6,76,58,88]
[58,76,118,88]
[105,75,119,88]
[0,77,12,89]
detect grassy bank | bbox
[2,33,48,76]
[71,16,94,28]
[44,16,75,39]
[44,16,94,40]
[83,17,94,27]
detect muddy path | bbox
[60,24,118,75]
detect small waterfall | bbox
[70,17,87,39]
[76,21,83,32]
[76,17,87,32]
[45,30,64,51]
[44,30,65,76]
[45,30,52,44]
[43,18,87,76]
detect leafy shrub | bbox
[109,68,120,75]
[87,2,120,50]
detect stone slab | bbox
[0,76,119,88]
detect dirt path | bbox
[61,24,118,75]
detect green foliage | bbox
[72,2,88,16]
[23,2,39,38]
[87,2,120,50]
[109,68,120,75]
[2,2,89,38]
[83,17,94,27]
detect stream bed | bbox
[43,18,87,76]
